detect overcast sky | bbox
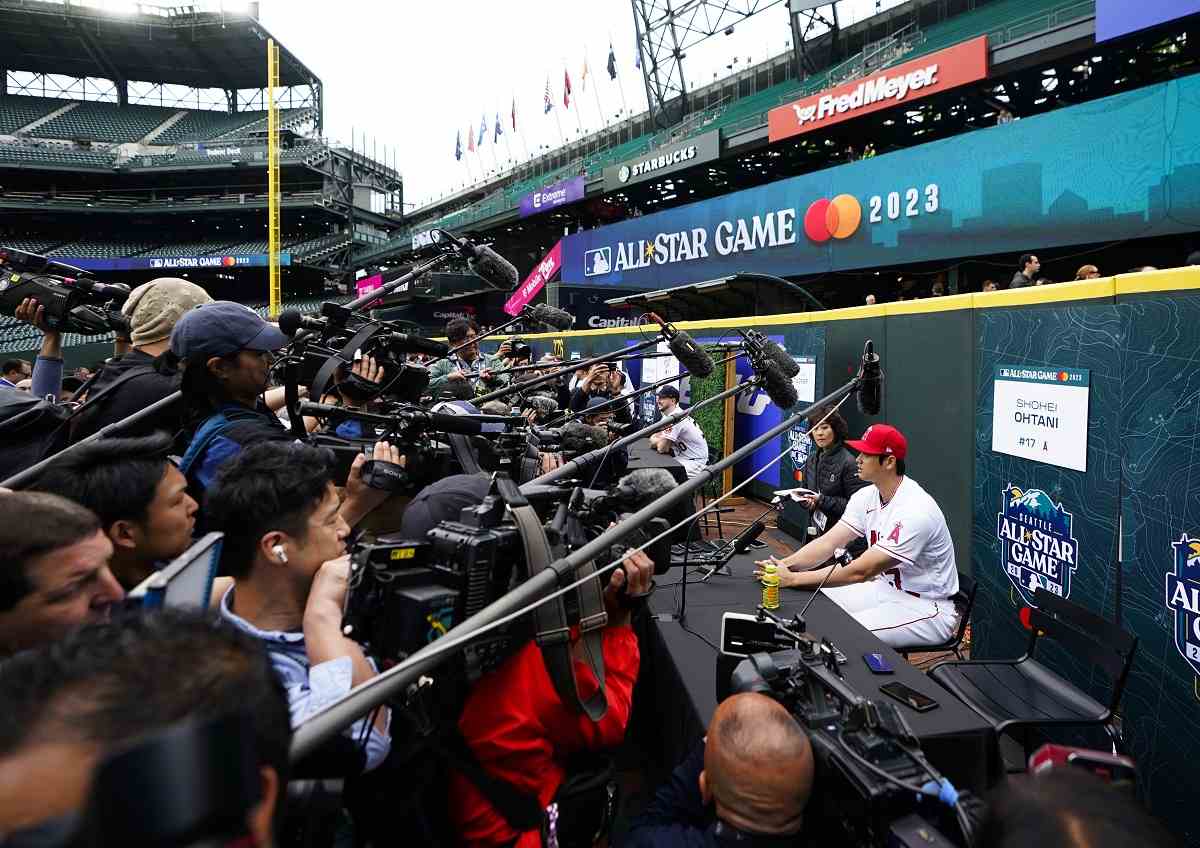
[257,1,903,210]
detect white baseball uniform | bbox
[821,476,959,648]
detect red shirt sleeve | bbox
[451,626,641,847]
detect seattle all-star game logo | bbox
[996,484,1079,607]
[1166,534,1200,677]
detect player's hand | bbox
[752,555,785,580]
[798,494,818,510]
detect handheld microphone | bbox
[433,229,520,290]
[526,303,575,331]
[647,312,714,378]
[856,340,882,416]
[761,360,799,410]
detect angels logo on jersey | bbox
[1166,534,1200,677]
[886,521,902,544]
[996,484,1079,606]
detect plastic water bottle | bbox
[761,563,781,610]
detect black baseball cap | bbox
[169,301,289,359]
[657,385,680,400]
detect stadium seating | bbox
[137,239,245,256]
[0,96,71,135]
[47,239,163,258]
[154,109,272,145]
[0,236,70,254]
[35,101,178,144]
[0,140,115,168]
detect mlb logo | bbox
[151,258,163,268]
[584,247,611,277]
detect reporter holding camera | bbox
[570,362,634,425]
[428,318,506,399]
[626,692,815,847]
[205,442,392,772]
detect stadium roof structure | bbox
[0,1,319,90]
[605,273,826,321]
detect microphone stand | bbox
[696,504,774,583]
[291,373,862,762]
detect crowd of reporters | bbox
[0,280,1178,847]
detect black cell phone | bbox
[878,681,939,712]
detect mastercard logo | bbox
[1057,371,1070,382]
[221,256,236,267]
[803,194,862,242]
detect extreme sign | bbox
[768,37,989,143]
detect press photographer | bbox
[427,317,507,400]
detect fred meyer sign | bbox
[768,37,988,142]
[602,130,720,191]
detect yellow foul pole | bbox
[267,39,281,318]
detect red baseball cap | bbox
[846,424,907,460]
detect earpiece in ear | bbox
[272,544,288,564]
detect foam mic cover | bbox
[529,303,575,331]
[766,340,800,378]
[669,330,715,378]
[278,309,325,338]
[763,360,799,410]
[561,420,609,455]
[610,467,678,507]
[468,245,520,290]
[857,340,882,416]
[525,394,560,422]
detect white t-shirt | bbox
[839,476,958,599]
[660,416,709,478]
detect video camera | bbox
[0,247,131,335]
[726,637,980,846]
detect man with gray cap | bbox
[18,278,212,440]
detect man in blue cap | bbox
[170,301,399,528]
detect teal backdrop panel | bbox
[1116,291,1200,847]
[885,309,975,575]
[972,303,1126,710]
[773,324,826,518]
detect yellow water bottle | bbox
[761,562,781,610]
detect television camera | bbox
[0,246,131,336]
[725,613,982,846]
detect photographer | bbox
[29,433,198,590]
[205,442,392,772]
[626,692,814,847]
[398,478,654,847]
[570,362,634,426]
[0,491,124,659]
[427,318,505,399]
[17,278,212,439]
[0,610,291,846]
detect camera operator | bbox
[626,692,815,847]
[205,442,392,771]
[29,433,198,590]
[303,353,387,438]
[16,278,212,439]
[398,479,655,847]
[0,610,291,846]
[570,362,634,425]
[427,318,506,400]
[0,491,124,659]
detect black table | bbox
[633,553,999,793]
[627,439,688,484]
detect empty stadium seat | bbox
[0,96,72,135]
[34,101,178,144]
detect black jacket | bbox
[800,443,868,539]
[568,387,634,424]
[71,350,181,441]
[625,742,803,847]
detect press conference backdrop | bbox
[561,73,1200,289]
[531,268,1200,845]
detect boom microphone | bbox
[646,313,714,378]
[527,303,575,331]
[741,330,799,379]
[594,468,677,511]
[856,340,882,416]
[762,360,799,410]
[278,309,321,337]
[433,229,519,290]
[560,421,609,455]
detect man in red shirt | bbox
[449,549,652,847]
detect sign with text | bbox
[518,175,585,218]
[768,37,988,143]
[602,130,720,191]
[56,253,292,271]
[504,239,562,315]
[1097,0,1200,41]
[991,365,1090,472]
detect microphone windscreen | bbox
[561,421,609,455]
[763,361,799,410]
[532,304,575,331]
[277,309,304,338]
[856,341,882,415]
[669,331,714,378]
[617,468,677,505]
[469,246,519,290]
[768,341,800,378]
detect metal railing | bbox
[987,0,1095,46]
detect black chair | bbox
[898,569,977,660]
[698,445,730,540]
[928,587,1137,760]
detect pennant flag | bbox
[563,68,572,108]
[634,36,641,69]
[544,77,552,113]
[581,57,590,92]
[455,129,462,161]
[478,114,486,146]
[512,97,517,131]
[607,44,617,80]
[494,112,502,143]
[467,123,475,153]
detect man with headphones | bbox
[204,440,397,772]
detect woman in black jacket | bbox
[798,407,869,552]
